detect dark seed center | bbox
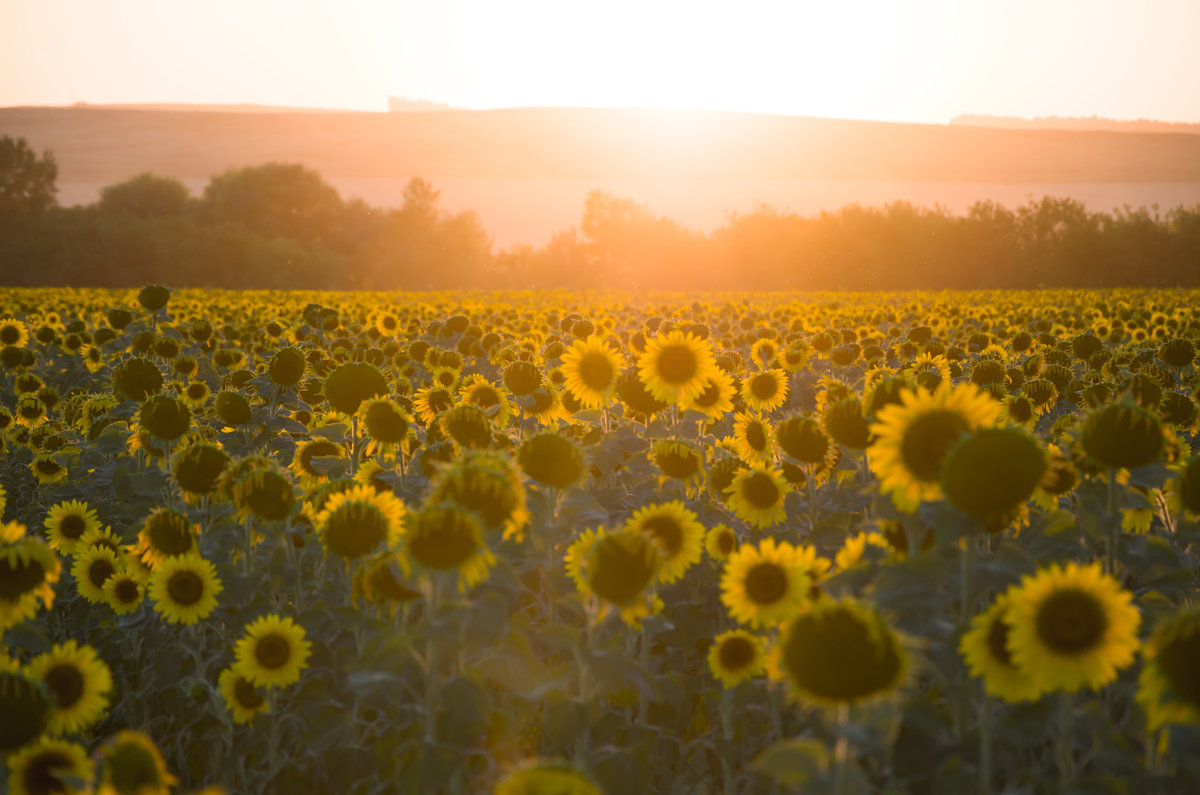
[1035,589,1107,655]
[167,570,204,606]
[718,636,756,670]
[44,663,85,709]
[255,634,292,670]
[900,410,970,482]
[744,562,788,605]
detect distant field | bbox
[55,176,1200,248]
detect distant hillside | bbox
[3,105,1199,184]
[951,114,1200,135]
[61,102,368,114]
[387,97,456,113]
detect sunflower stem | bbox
[980,689,993,793]
[807,464,819,535]
[637,608,651,726]
[834,701,851,795]
[1105,468,1117,578]
[1057,690,1073,788]
[959,539,975,630]
[423,577,440,745]
[351,416,360,477]
[243,516,254,575]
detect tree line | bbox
[2,135,1198,291]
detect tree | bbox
[0,136,58,215]
[199,163,345,247]
[99,173,191,219]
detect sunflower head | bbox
[637,330,718,405]
[233,614,313,689]
[6,736,92,795]
[43,500,100,555]
[359,398,412,445]
[705,524,740,562]
[518,432,583,489]
[147,552,223,625]
[708,629,767,689]
[440,404,494,450]
[137,508,198,567]
[316,484,405,561]
[625,501,704,584]
[941,427,1047,523]
[494,760,601,795]
[776,415,830,464]
[741,369,789,413]
[427,451,528,542]
[29,639,113,735]
[111,356,164,402]
[1138,608,1200,729]
[267,346,308,388]
[779,599,908,706]
[1080,400,1164,470]
[138,393,191,441]
[960,593,1045,703]
[405,503,495,590]
[323,361,388,416]
[97,730,177,795]
[585,531,659,611]
[823,397,871,449]
[724,467,790,529]
[720,538,810,628]
[0,671,51,751]
[651,439,705,483]
[172,442,230,496]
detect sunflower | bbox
[459,374,514,426]
[868,382,1000,513]
[71,545,122,605]
[28,640,113,735]
[405,503,496,590]
[0,317,29,348]
[561,337,623,408]
[1080,400,1165,471]
[960,592,1046,703]
[720,538,810,628]
[636,330,718,405]
[564,527,605,595]
[651,439,706,485]
[518,432,583,489]
[43,500,101,556]
[96,730,176,795]
[181,380,211,408]
[358,397,412,446]
[708,629,767,689]
[584,531,660,625]
[31,454,67,485]
[102,571,146,615]
[6,736,92,795]
[427,451,529,542]
[778,598,908,706]
[233,614,312,688]
[724,466,790,529]
[147,553,222,625]
[219,667,269,725]
[227,460,296,522]
[316,484,405,560]
[352,551,422,614]
[413,385,455,424]
[903,352,951,390]
[1006,561,1141,693]
[625,501,704,584]
[289,438,346,486]
[730,413,774,465]
[740,369,789,413]
[705,524,739,562]
[77,526,124,557]
[834,531,890,570]
[0,669,52,751]
[135,508,198,568]
[1137,607,1200,730]
[941,426,1047,523]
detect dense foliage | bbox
[2,135,1199,291]
[3,286,1200,793]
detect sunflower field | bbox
[4,285,1200,794]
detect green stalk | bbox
[1105,468,1117,577]
[1057,691,1073,787]
[980,690,993,793]
[834,702,851,795]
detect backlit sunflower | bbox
[585,531,660,626]
[135,508,197,568]
[1137,607,1200,730]
[358,397,412,446]
[682,369,737,421]
[233,614,312,688]
[31,453,67,485]
[316,484,405,560]
[71,545,122,605]
[724,466,790,529]
[834,531,890,571]
[0,317,29,348]
[28,640,113,735]
[43,500,100,556]
[96,730,176,795]
[625,501,704,584]
[960,592,1046,703]
[705,524,739,562]
[6,737,92,795]
[740,369,789,414]
[561,337,623,408]
[651,438,705,485]
[0,525,61,631]
[413,385,455,424]
[495,761,601,795]
[778,598,908,706]
[289,438,346,487]
[720,538,810,628]
[147,553,222,625]
[868,382,1001,512]
[637,330,718,405]
[459,374,514,426]
[219,667,269,725]
[427,451,529,542]
[903,352,951,390]
[708,629,767,689]
[564,527,605,595]
[730,413,774,464]
[1006,561,1141,693]
[405,503,496,590]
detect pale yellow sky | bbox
[2,0,1198,124]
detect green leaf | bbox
[752,739,827,787]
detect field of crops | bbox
[3,286,1200,794]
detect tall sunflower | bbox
[219,667,270,725]
[96,730,176,795]
[636,330,718,405]
[720,538,810,628]
[724,466,791,529]
[315,484,405,561]
[28,640,113,735]
[102,571,146,615]
[1137,607,1200,730]
[135,508,198,568]
[730,413,774,465]
[960,592,1045,703]
[740,369,789,414]
[147,553,223,625]
[0,317,29,348]
[561,337,623,409]
[682,369,737,421]
[6,737,92,795]
[1006,561,1141,693]
[427,451,529,543]
[868,382,1000,512]
[405,503,496,590]
[71,545,123,605]
[585,531,660,626]
[43,500,100,556]
[708,629,767,689]
[233,614,312,688]
[625,501,704,584]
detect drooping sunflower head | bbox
[97,730,176,795]
[1080,400,1164,471]
[111,356,165,402]
[1006,561,1141,693]
[5,736,92,795]
[637,330,718,405]
[720,538,810,628]
[138,393,191,441]
[358,397,412,445]
[30,453,67,485]
[136,508,197,568]
[708,629,767,689]
[323,361,388,416]
[868,382,1001,512]
[228,461,296,522]
[233,614,313,689]
[823,397,871,450]
[405,502,495,590]
[779,598,908,706]
[219,666,269,726]
[651,439,705,484]
[585,531,660,614]
[171,442,230,497]
[213,389,253,427]
[267,346,308,388]
[427,451,528,542]
[625,501,704,584]
[354,551,422,612]
[0,670,51,751]
[1137,607,1200,730]
[518,432,583,489]
[440,404,494,450]
[724,467,791,530]
[941,427,1047,523]
[316,484,405,561]
[289,438,347,486]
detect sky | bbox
[2,0,1199,124]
